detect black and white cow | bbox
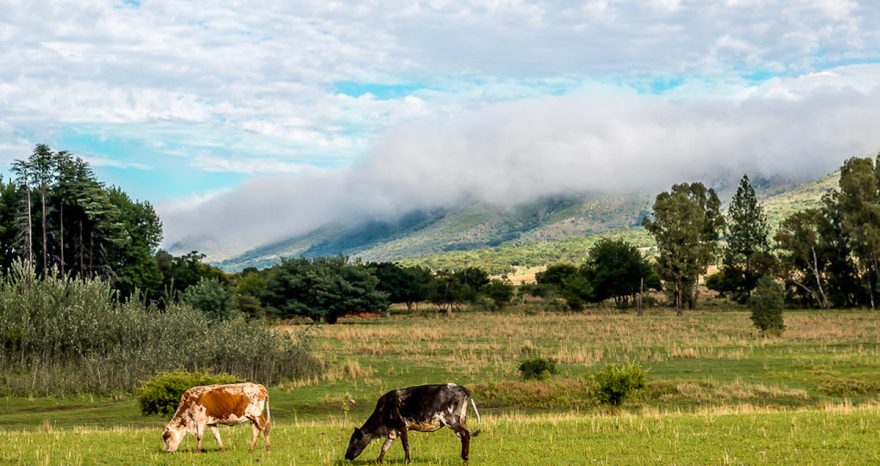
[344,383,481,463]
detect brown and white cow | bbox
[162,382,271,453]
[345,383,481,463]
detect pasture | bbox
[1,309,880,464]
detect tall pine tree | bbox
[720,175,772,302]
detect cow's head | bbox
[344,427,373,461]
[162,423,186,453]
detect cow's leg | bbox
[377,436,394,463]
[449,423,471,463]
[261,414,271,451]
[250,420,261,450]
[209,425,224,451]
[398,426,411,464]
[196,421,206,453]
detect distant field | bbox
[1,308,879,464]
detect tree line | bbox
[643,154,880,314]
[5,144,879,323]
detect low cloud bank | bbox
[160,71,880,257]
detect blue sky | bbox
[2,1,880,254]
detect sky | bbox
[2,1,880,256]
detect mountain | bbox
[209,171,839,273]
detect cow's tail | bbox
[468,397,482,437]
[264,396,272,432]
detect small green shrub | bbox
[592,362,648,406]
[137,370,241,416]
[750,275,784,336]
[519,357,558,381]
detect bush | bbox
[518,357,558,381]
[137,370,241,416]
[0,261,322,395]
[750,275,784,336]
[592,362,648,405]
[482,278,515,310]
[183,277,237,321]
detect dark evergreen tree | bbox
[718,175,773,302]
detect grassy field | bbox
[2,406,879,465]
[1,308,879,464]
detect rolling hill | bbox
[208,171,840,273]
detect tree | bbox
[535,263,578,289]
[234,267,268,318]
[10,158,34,265]
[368,262,434,311]
[750,275,784,336]
[454,267,490,303]
[0,179,23,270]
[643,183,724,315]
[260,256,388,324]
[836,156,880,309]
[559,274,592,310]
[482,277,515,310]
[183,277,237,321]
[720,175,773,302]
[105,187,163,299]
[774,209,830,309]
[429,269,470,315]
[29,144,55,272]
[582,238,658,306]
[155,250,227,304]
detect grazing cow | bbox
[345,383,481,463]
[162,382,271,453]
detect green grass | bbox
[2,308,880,463]
[1,407,878,465]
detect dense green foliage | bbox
[482,277,515,310]
[535,263,591,309]
[7,145,163,296]
[261,256,388,323]
[591,362,648,406]
[518,357,558,381]
[368,262,434,311]
[182,277,236,321]
[644,183,724,314]
[750,275,784,336]
[714,175,773,302]
[137,370,242,416]
[582,238,658,305]
[0,262,319,395]
[774,155,880,309]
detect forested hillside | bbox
[213,172,838,273]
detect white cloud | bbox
[79,154,152,170]
[2,1,880,255]
[160,66,880,257]
[1,1,878,172]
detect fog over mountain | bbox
[161,67,880,259]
